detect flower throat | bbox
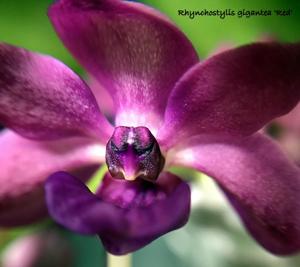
[105,126,165,182]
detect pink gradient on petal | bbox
[159,43,300,148]
[88,76,115,119]
[279,131,300,165]
[266,102,300,165]
[49,0,198,130]
[276,102,300,134]
[170,133,300,255]
[0,130,105,226]
[0,43,113,142]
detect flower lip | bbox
[97,174,169,209]
[105,126,165,182]
[45,171,191,255]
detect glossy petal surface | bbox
[49,0,198,132]
[171,133,300,255]
[159,43,300,148]
[0,43,112,141]
[0,130,104,226]
[45,171,190,255]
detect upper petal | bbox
[0,130,105,226]
[48,0,198,132]
[45,171,190,255]
[88,76,115,119]
[0,43,113,142]
[158,43,300,148]
[170,133,300,255]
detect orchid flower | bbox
[0,0,300,256]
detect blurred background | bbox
[0,0,300,266]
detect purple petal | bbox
[0,43,113,142]
[0,130,104,226]
[45,171,190,255]
[158,43,300,148]
[49,0,198,132]
[171,133,300,255]
[88,76,115,119]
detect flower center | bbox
[105,126,165,182]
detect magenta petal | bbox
[49,0,198,131]
[45,171,190,255]
[0,130,104,226]
[88,76,115,118]
[0,43,113,141]
[171,133,300,255]
[158,43,300,148]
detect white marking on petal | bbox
[86,144,106,163]
[115,110,160,136]
[127,129,135,145]
[176,148,195,164]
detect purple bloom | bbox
[0,0,300,256]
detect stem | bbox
[107,253,132,267]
